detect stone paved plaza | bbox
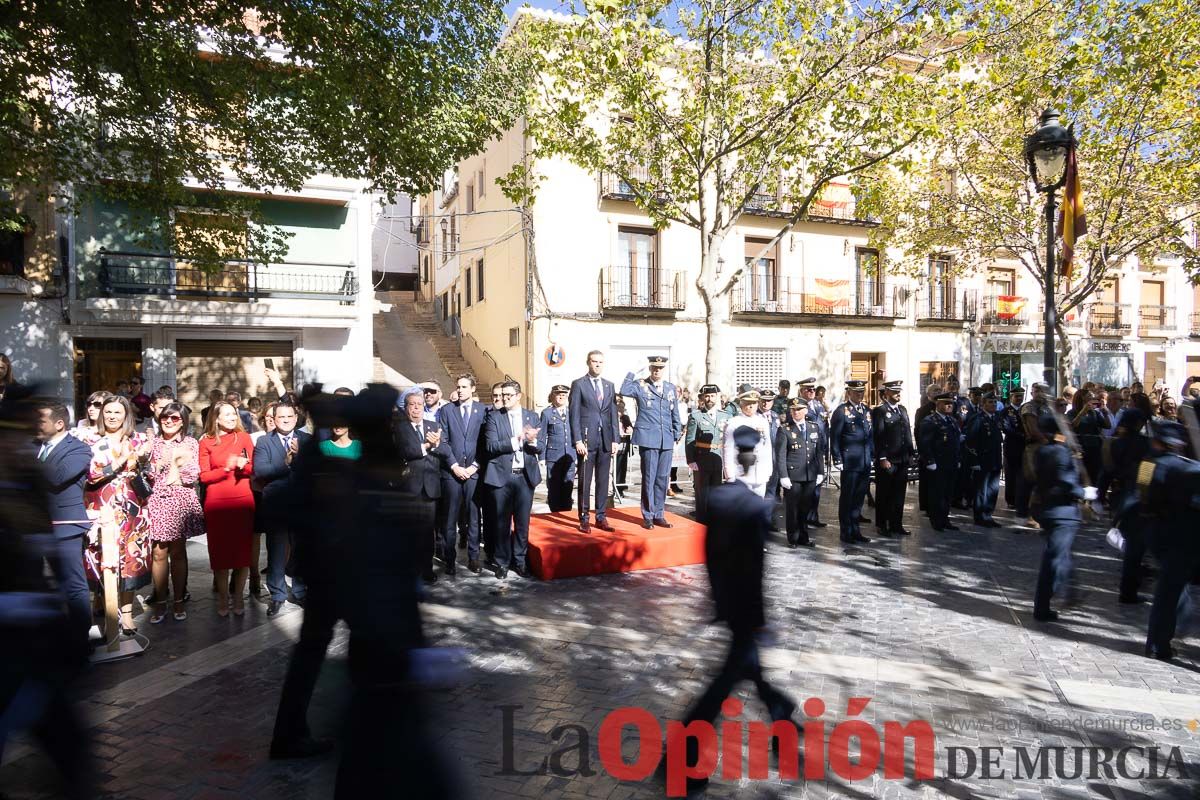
[4,477,1200,800]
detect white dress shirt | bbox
[509,409,524,469]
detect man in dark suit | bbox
[568,350,619,532]
[435,374,485,575]
[34,400,93,644]
[396,389,451,582]
[964,392,1004,527]
[484,380,544,579]
[254,402,312,615]
[918,393,962,532]
[871,379,915,537]
[830,379,873,544]
[773,399,824,547]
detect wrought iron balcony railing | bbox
[96,250,358,302]
[730,276,905,318]
[598,167,671,202]
[599,264,685,312]
[980,295,1031,327]
[1138,304,1176,336]
[915,282,978,322]
[1086,302,1132,336]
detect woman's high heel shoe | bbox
[216,597,230,618]
[232,598,245,616]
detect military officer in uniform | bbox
[685,384,727,522]
[830,379,873,544]
[774,399,825,547]
[758,389,782,504]
[621,355,683,530]
[771,380,791,418]
[870,379,914,537]
[538,385,575,512]
[797,378,829,528]
[998,386,1027,514]
[722,389,773,497]
[964,391,1003,527]
[918,393,961,532]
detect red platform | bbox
[526,509,706,580]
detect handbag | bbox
[130,463,153,502]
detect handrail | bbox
[98,248,352,269]
[463,331,499,372]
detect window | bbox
[734,347,785,394]
[441,292,449,321]
[509,327,519,347]
[465,267,472,306]
[465,183,475,213]
[0,229,24,277]
[450,213,457,254]
[919,361,959,397]
[855,247,882,307]
[476,258,484,301]
[617,227,659,305]
[927,254,954,315]
[477,166,486,198]
[987,268,1016,297]
[422,255,430,284]
[744,237,779,306]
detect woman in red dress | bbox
[199,401,255,617]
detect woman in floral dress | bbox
[146,401,205,624]
[85,395,153,634]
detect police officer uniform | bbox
[997,388,1027,513]
[800,378,830,527]
[1031,414,1092,621]
[830,379,873,544]
[964,392,1003,526]
[918,393,961,531]
[1109,409,1151,602]
[870,379,914,537]
[685,384,728,522]
[621,356,683,529]
[774,398,825,547]
[538,385,575,513]
[953,389,978,508]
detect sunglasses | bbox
[88,401,104,409]
[159,414,183,423]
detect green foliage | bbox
[0,0,514,267]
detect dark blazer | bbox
[568,374,619,450]
[773,419,825,483]
[918,413,960,470]
[253,429,312,519]
[38,434,92,539]
[484,407,545,488]
[396,418,450,498]
[964,411,1004,471]
[436,400,486,469]
[871,402,915,465]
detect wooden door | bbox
[850,352,881,406]
[73,338,143,420]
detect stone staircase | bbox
[373,291,472,388]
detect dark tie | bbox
[461,404,468,424]
[594,379,602,403]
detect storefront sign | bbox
[981,335,1042,354]
[1088,340,1131,353]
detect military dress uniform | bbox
[722,391,774,498]
[963,395,1003,526]
[830,380,873,544]
[918,397,961,531]
[997,393,1027,513]
[953,392,977,508]
[621,356,683,527]
[870,380,914,536]
[539,388,575,513]
[760,390,782,503]
[773,400,825,546]
[685,384,728,522]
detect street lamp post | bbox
[1023,108,1073,395]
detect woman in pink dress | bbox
[146,401,205,623]
[199,402,255,617]
[85,395,153,635]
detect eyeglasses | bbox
[88,401,104,409]
[159,414,183,423]
[500,392,517,398]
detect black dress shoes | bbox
[511,564,530,579]
[811,520,828,528]
[652,518,673,528]
[493,565,508,580]
[798,540,816,548]
[641,520,654,530]
[852,534,871,544]
[594,518,615,532]
[270,736,335,760]
[1145,644,1175,661]
[579,518,590,533]
[1033,609,1059,622]
[267,600,282,617]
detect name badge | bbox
[886,412,893,420]
[809,432,819,440]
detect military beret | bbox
[845,379,867,391]
[699,384,721,395]
[737,389,761,404]
[647,355,668,366]
[733,425,762,451]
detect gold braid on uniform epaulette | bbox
[1135,459,1157,504]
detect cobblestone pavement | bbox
[4,473,1200,799]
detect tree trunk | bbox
[1055,318,1072,390]
[698,231,729,387]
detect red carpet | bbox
[527,509,706,580]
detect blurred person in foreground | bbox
[675,425,797,795]
[0,386,93,799]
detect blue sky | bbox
[503,0,571,19]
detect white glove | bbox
[816,474,824,485]
[927,463,937,472]
[833,462,843,471]
[687,462,699,472]
[1083,486,1099,501]
[1106,527,1126,553]
[780,477,792,490]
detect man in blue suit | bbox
[569,350,619,532]
[621,355,683,530]
[254,402,312,616]
[484,380,544,579]
[964,391,1004,527]
[830,379,873,544]
[396,390,451,583]
[34,399,93,645]
[435,374,486,575]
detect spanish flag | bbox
[812,278,850,311]
[996,295,1026,320]
[1057,141,1087,280]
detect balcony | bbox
[730,277,905,320]
[599,265,685,314]
[1138,304,1176,337]
[96,250,358,303]
[740,190,879,226]
[598,167,671,203]
[1086,302,1132,336]
[915,283,978,323]
[980,295,1031,328]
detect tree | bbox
[872,0,1200,386]
[502,0,980,385]
[0,0,513,265]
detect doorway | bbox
[73,338,143,419]
[992,354,1022,399]
[850,352,883,406]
